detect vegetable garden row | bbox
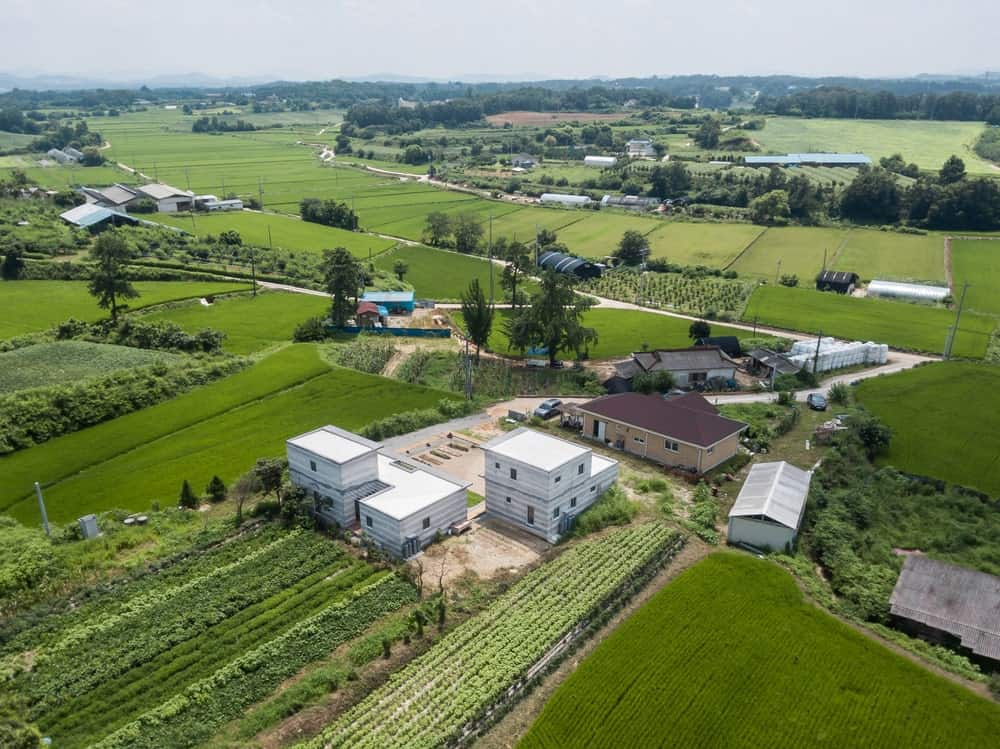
[582,272,754,318]
[298,522,682,749]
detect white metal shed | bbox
[867,280,950,303]
[727,461,812,551]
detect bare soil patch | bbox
[486,111,625,127]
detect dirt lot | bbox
[485,111,626,127]
[417,516,549,593]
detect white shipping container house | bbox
[287,426,471,558]
[728,461,812,552]
[483,428,618,543]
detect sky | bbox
[2,0,998,83]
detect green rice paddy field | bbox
[743,285,994,358]
[0,280,245,339]
[520,552,1000,749]
[154,211,397,258]
[0,345,451,523]
[755,117,995,174]
[0,341,181,393]
[950,238,1000,316]
[140,291,330,354]
[855,362,1000,497]
[457,308,745,360]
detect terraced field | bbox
[0,280,245,339]
[519,553,1000,749]
[2,527,415,749]
[0,345,452,521]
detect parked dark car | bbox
[533,398,563,419]
[806,393,828,411]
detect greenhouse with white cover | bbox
[867,280,950,303]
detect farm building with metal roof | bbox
[537,250,603,279]
[59,203,139,231]
[600,194,661,211]
[816,270,859,294]
[361,290,415,313]
[727,461,812,551]
[867,280,950,303]
[540,193,592,207]
[890,556,1000,666]
[745,153,871,167]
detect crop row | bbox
[45,558,377,747]
[90,572,418,749]
[583,273,754,317]
[22,530,345,715]
[300,523,679,749]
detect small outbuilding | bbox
[537,249,603,279]
[360,290,415,314]
[630,346,738,389]
[890,556,1000,667]
[59,203,139,232]
[694,335,741,358]
[511,154,536,168]
[727,461,812,551]
[135,183,194,213]
[356,301,382,328]
[815,270,859,294]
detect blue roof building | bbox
[361,290,415,313]
[59,203,139,232]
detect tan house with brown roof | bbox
[576,392,747,473]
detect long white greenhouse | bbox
[867,280,950,303]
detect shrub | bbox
[205,475,227,503]
[293,316,328,342]
[828,382,851,405]
[568,485,639,538]
[178,480,198,509]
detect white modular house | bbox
[727,461,812,552]
[483,428,618,543]
[287,426,471,558]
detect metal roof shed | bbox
[728,461,812,551]
[867,280,950,303]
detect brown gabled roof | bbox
[578,392,746,448]
[890,556,1000,661]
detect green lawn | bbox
[140,291,329,354]
[0,280,245,339]
[855,362,1000,497]
[154,211,396,259]
[743,285,994,358]
[520,553,1000,749]
[730,226,847,281]
[950,239,1000,316]
[458,307,746,360]
[0,341,181,393]
[0,345,452,523]
[833,230,946,283]
[645,222,764,266]
[373,244,535,302]
[755,117,995,174]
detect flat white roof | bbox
[590,453,618,477]
[729,461,812,530]
[485,427,591,471]
[287,426,381,464]
[362,454,469,520]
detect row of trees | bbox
[300,198,359,231]
[191,116,257,133]
[756,86,1000,123]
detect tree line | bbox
[191,116,257,133]
[755,86,1000,123]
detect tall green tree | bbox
[321,247,362,327]
[254,457,286,505]
[392,259,409,281]
[689,319,711,341]
[453,214,484,254]
[178,480,198,509]
[938,155,966,185]
[694,119,721,149]
[648,161,690,199]
[839,167,901,224]
[460,278,493,361]
[424,211,452,246]
[88,230,138,321]
[748,189,791,225]
[614,230,649,266]
[1,248,25,280]
[505,271,596,366]
[500,239,532,308]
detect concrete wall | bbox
[727,516,795,552]
[581,414,739,473]
[360,489,467,557]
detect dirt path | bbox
[473,537,713,749]
[381,343,418,378]
[944,235,954,292]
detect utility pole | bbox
[463,338,473,400]
[267,225,273,251]
[944,281,970,360]
[258,177,263,210]
[753,315,758,336]
[775,259,782,285]
[488,214,494,307]
[34,482,50,537]
[813,329,823,375]
[821,248,827,273]
[250,250,257,297]
[184,167,191,192]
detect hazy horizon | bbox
[2,0,998,85]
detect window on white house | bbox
[527,506,535,525]
[578,464,584,475]
[707,446,714,454]
[310,460,317,472]
[590,485,596,492]
[422,517,430,530]
[510,467,518,480]
[506,496,512,504]
[665,439,679,452]
[495,462,500,469]
[570,497,577,508]
[554,476,561,483]
[365,516,373,528]
[552,507,560,519]
[634,435,645,444]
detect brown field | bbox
[485,111,625,127]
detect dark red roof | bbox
[356,301,380,316]
[578,392,746,447]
